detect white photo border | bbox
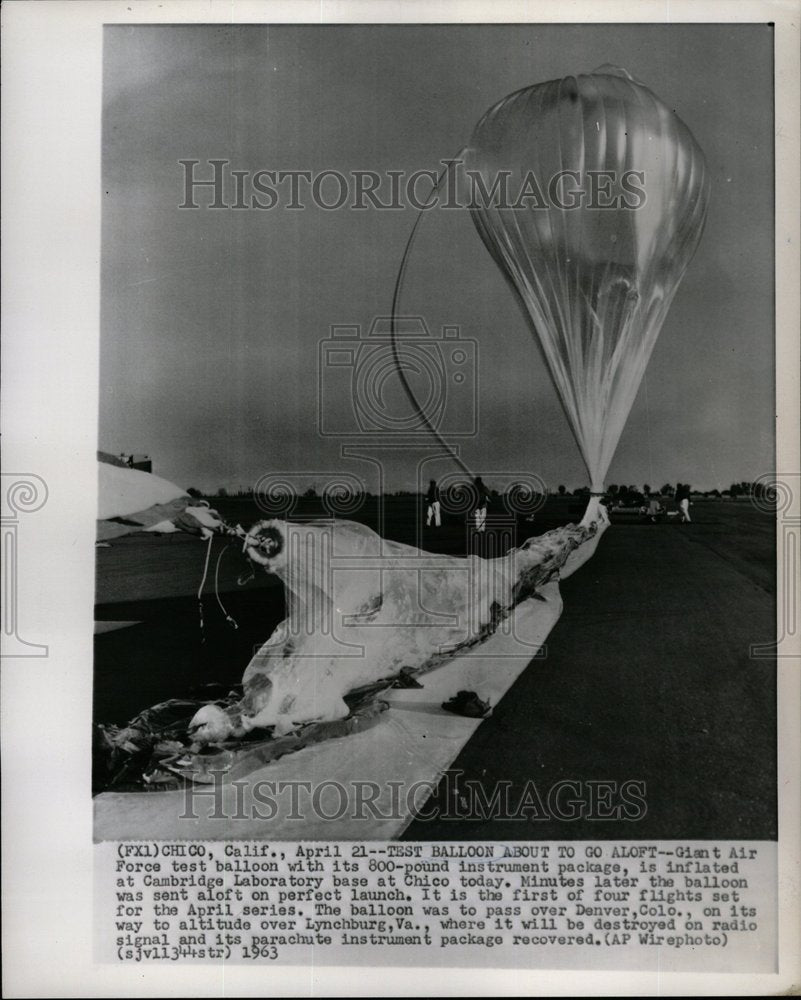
[1,1,798,996]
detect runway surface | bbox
[404,502,777,840]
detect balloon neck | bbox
[581,495,603,528]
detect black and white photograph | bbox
[93,21,777,843]
[2,1,800,995]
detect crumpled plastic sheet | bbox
[94,505,607,839]
[94,581,564,840]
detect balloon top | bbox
[465,67,710,495]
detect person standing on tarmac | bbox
[473,476,490,533]
[676,482,692,523]
[425,479,441,527]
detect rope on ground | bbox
[214,544,239,630]
[197,536,240,636]
[197,533,214,640]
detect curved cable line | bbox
[389,151,478,482]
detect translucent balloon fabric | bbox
[464,67,710,492]
[230,513,606,732]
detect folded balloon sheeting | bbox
[188,501,609,741]
[96,455,224,541]
[464,66,710,492]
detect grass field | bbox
[94,498,776,838]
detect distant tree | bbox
[302,486,318,498]
[557,484,567,496]
[729,483,742,499]
[753,481,776,506]
[660,483,675,497]
[607,484,619,495]
[573,486,590,497]
[217,486,228,498]
[643,484,651,496]
[628,484,637,494]
[186,487,203,499]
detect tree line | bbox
[196,481,775,504]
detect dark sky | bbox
[101,23,774,494]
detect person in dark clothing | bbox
[425,479,441,527]
[676,482,692,523]
[473,476,490,533]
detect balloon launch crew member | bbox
[473,476,490,533]
[676,483,692,523]
[425,479,441,527]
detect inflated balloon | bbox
[464,66,710,492]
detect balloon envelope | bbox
[464,67,710,491]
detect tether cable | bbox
[389,152,478,483]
